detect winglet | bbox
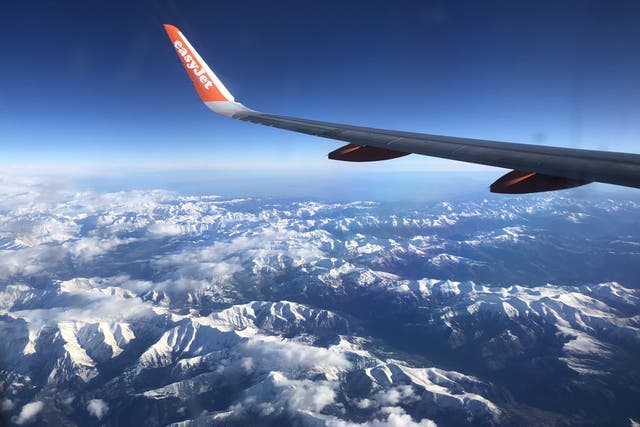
[164,24,252,117]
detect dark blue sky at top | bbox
[1,0,639,173]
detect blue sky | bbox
[1,0,639,173]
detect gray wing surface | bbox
[234,110,640,192]
[164,23,640,194]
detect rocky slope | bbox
[1,179,639,426]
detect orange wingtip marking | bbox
[163,24,228,102]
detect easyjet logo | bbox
[174,40,214,90]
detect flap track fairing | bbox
[490,170,591,194]
[328,144,410,162]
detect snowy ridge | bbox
[212,301,350,335]
[0,180,638,425]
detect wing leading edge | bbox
[163,24,640,193]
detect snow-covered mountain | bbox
[0,177,639,426]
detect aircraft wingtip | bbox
[163,23,238,106]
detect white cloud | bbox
[239,338,352,377]
[275,376,336,414]
[374,386,419,406]
[14,401,44,425]
[326,407,437,427]
[231,372,338,417]
[8,278,157,336]
[0,246,63,279]
[152,227,328,287]
[87,399,109,420]
[1,398,14,411]
[148,221,184,236]
[219,337,355,420]
[66,237,137,261]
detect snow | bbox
[57,322,96,369]
[86,399,109,420]
[15,401,44,425]
[0,177,638,425]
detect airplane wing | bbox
[163,24,640,194]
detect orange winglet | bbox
[163,24,231,103]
